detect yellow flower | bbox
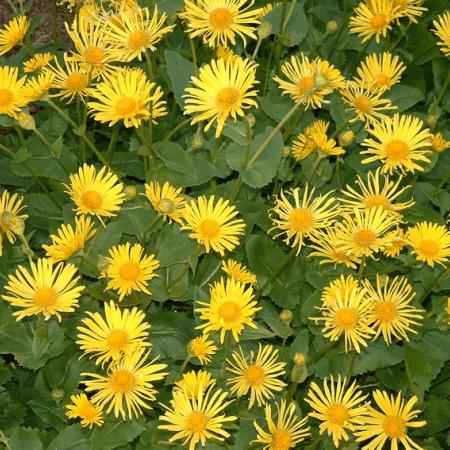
[105,6,174,62]
[340,81,396,124]
[340,168,414,218]
[430,132,450,153]
[64,164,125,220]
[0,66,28,119]
[356,52,406,92]
[393,0,427,23]
[159,385,237,450]
[79,0,100,23]
[363,275,423,345]
[101,242,160,301]
[215,45,239,62]
[65,393,103,428]
[144,181,185,224]
[252,399,310,450]
[0,190,27,254]
[2,258,85,321]
[23,52,53,73]
[305,376,368,447]
[23,72,56,102]
[226,344,286,408]
[291,119,344,161]
[181,0,262,48]
[349,0,398,43]
[355,390,426,450]
[335,207,398,259]
[82,347,167,420]
[184,57,258,138]
[362,114,432,174]
[187,335,218,364]
[0,15,30,55]
[43,215,97,262]
[274,54,345,108]
[76,300,151,366]
[174,370,215,398]
[311,282,374,353]
[406,221,450,267]
[221,259,256,285]
[433,11,450,56]
[382,227,406,257]
[181,195,245,255]
[87,68,166,127]
[269,184,339,255]
[196,277,260,343]
[321,274,361,306]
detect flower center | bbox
[218,300,241,322]
[188,340,206,357]
[385,140,409,162]
[216,87,239,109]
[383,415,406,439]
[289,208,314,232]
[418,239,439,257]
[354,95,373,113]
[209,7,234,30]
[6,31,24,46]
[333,250,350,262]
[375,301,397,322]
[107,329,129,351]
[198,219,220,239]
[327,403,349,426]
[119,262,140,281]
[127,30,150,50]
[79,399,98,420]
[185,411,208,433]
[66,73,88,92]
[244,364,265,385]
[115,97,138,117]
[81,190,103,210]
[34,287,58,307]
[376,74,391,86]
[354,229,376,247]
[158,198,177,214]
[365,194,391,209]
[84,46,104,65]
[0,89,13,108]
[271,429,292,450]
[371,13,387,30]
[297,76,314,94]
[335,308,358,330]
[109,369,136,393]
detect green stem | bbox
[106,125,119,163]
[357,256,366,280]
[179,355,191,375]
[346,351,357,378]
[189,39,198,76]
[144,51,154,80]
[285,381,298,403]
[389,22,412,52]
[156,118,191,150]
[252,37,263,59]
[34,128,71,175]
[273,0,291,71]
[435,70,450,106]
[143,214,161,243]
[282,106,304,141]
[335,156,342,191]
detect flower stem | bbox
[106,125,119,163]
[34,128,71,175]
[189,39,198,76]
[179,355,191,375]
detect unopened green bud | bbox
[97,255,109,272]
[17,112,36,131]
[283,146,291,157]
[191,132,204,149]
[291,364,307,383]
[257,22,272,40]
[293,352,307,367]
[426,114,438,128]
[245,113,255,128]
[51,387,64,402]
[326,20,339,34]
[279,309,293,324]
[123,185,137,200]
[339,130,355,147]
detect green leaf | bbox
[164,50,195,109]
[9,427,43,450]
[47,424,90,450]
[155,225,197,267]
[90,418,146,450]
[387,84,424,111]
[353,340,403,375]
[154,142,197,177]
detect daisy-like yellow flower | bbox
[269,184,339,255]
[0,190,27,254]
[76,300,151,365]
[0,66,28,118]
[2,258,85,322]
[87,68,166,127]
[65,164,125,220]
[101,242,160,301]
[65,393,104,428]
[305,376,368,448]
[355,390,426,450]
[187,335,218,364]
[144,181,185,224]
[23,72,56,103]
[432,11,450,56]
[174,370,216,398]
[0,15,30,55]
[382,227,406,257]
[78,0,101,23]
[363,275,423,345]
[335,207,398,259]
[257,2,275,19]
[184,57,258,138]
[361,114,432,174]
[181,0,262,48]
[393,0,427,23]
[83,347,167,420]
[274,54,345,108]
[321,274,361,306]
[159,385,237,450]
[181,195,245,255]
[196,277,260,343]
[215,45,239,62]
[221,259,257,285]
[105,6,174,62]
[349,0,399,43]
[340,168,414,218]
[308,227,361,269]
[406,221,450,267]
[23,52,53,73]
[43,215,96,262]
[252,399,310,450]
[430,132,450,153]
[356,52,406,92]
[291,120,344,161]
[311,282,374,352]
[226,344,286,408]
[340,81,396,124]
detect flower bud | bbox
[51,387,64,402]
[283,146,291,157]
[123,185,137,200]
[97,255,109,272]
[10,219,25,236]
[245,113,255,128]
[191,132,204,149]
[17,112,36,131]
[279,309,293,324]
[326,20,338,34]
[291,364,307,383]
[257,22,272,40]
[339,130,355,147]
[293,352,307,367]
[426,114,438,128]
